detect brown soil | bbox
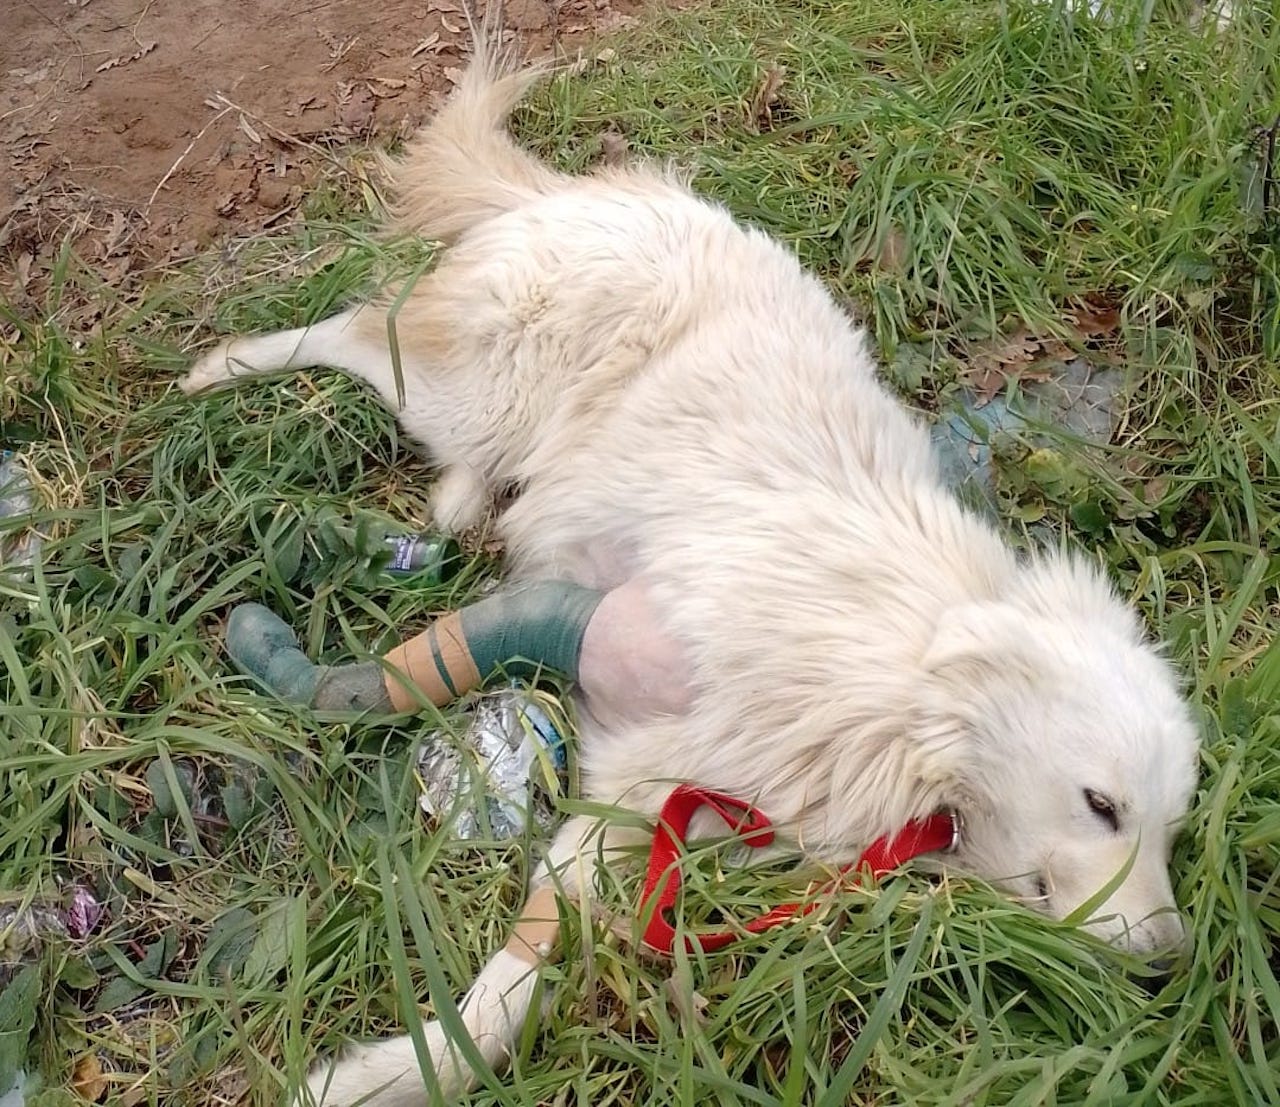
[0,0,649,300]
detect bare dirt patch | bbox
[0,0,649,301]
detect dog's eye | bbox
[1084,788,1120,831]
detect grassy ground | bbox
[2,0,1278,1103]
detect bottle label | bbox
[387,535,416,572]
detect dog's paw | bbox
[179,339,236,396]
[299,1026,457,1107]
[430,464,489,532]
[300,1043,411,1106]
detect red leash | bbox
[640,784,958,955]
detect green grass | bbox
[1,0,1278,1103]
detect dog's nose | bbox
[1135,953,1185,996]
[1128,907,1190,959]
[1129,914,1191,989]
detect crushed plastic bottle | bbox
[0,1071,25,1107]
[0,450,41,575]
[416,686,567,840]
[929,357,1123,510]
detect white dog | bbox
[183,34,1200,1107]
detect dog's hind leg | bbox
[179,309,383,396]
[180,308,489,530]
[301,814,645,1106]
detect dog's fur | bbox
[183,37,1200,1107]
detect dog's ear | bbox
[915,601,1053,803]
[901,603,1039,805]
[922,601,1047,684]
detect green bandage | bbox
[460,581,604,682]
[383,581,604,708]
[225,603,392,712]
[226,583,604,715]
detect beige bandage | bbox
[382,612,483,711]
[505,885,561,967]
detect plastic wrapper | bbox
[0,886,102,980]
[417,686,566,840]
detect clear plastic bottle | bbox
[0,449,41,574]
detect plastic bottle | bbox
[303,512,465,584]
[381,531,463,581]
[0,450,40,574]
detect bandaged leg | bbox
[381,581,603,710]
[224,581,604,713]
[223,604,389,711]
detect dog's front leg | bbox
[300,815,645,1106]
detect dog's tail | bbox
[377,17,562,243]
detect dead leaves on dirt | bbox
[963,330,1067,405]
[959,300,1124,405]
[95,41,158,75]
[335,81,378,135]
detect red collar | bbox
[640,784,958,955]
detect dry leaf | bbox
[411,32,441,56]
[117,1087,147,1107]
[600,129,628,166]
[411,39,452,63]
[72,1054,107,1102]
[750,65,786,132]
[962,329,1044,405]
[1143,475,1171,504]
[319,32,359,71]
[869,226,909,274]
[1037,336,1074,362]
[95,41,157,73]
[14,251,33,292]
[318,29,358,59]
[337,82,376,132]
[366,77,406,99]
[663,976,710,1028]
[440,14,463,33]
[14,62,52,86]
[237,115,262,144]
[102,209,128,254]
[1068,301,1121,339]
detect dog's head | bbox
[916,558,1199,954]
